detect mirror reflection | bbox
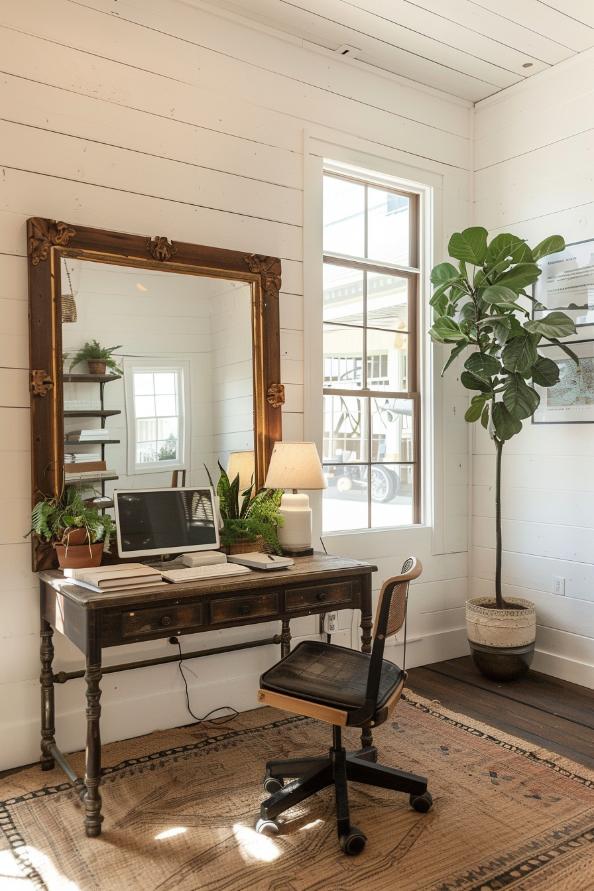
[60,258,254,508]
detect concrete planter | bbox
[466,596,536,681]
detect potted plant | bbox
[27,487,116,569]
[429,228,578,681]
[68,339,122,376]
[206,463,284,554]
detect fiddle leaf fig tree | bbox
[429,228,578,610]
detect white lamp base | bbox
[278,492,313,555]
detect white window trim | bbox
[303,131,448,551]
[123,357,191,475]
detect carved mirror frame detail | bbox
[27,217,283,570]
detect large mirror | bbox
[28,219,283,569]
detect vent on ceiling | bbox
[335,44,361,59]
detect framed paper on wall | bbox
[533,338,594,424]
[533,238,594,330]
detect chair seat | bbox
[260,640,404,714]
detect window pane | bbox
[367,187,410,266]
[323,324,364,390]
[155,395,176,416]
[323,175,365,258]
[133,373,154,396]
[323,395,367,464]
[323,263,364,326]
[137,442,157,464]
[322,464,368,532]
[367,272,408,331]
[136,418,156,443]
[370,398,414,462]
[157,438,178,461]
[154,372,176,395]
[134,395,155,417]
[366,328,408,391]
[157,417,178,440]
[370,464,414,527]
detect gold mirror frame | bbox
[27,218,284,570]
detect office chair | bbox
[255,557,431,855]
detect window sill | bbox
[322,523,429,538]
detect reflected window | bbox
[125,360,190,473]
[322,170,420,532]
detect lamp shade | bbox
[264,442,326,490]
[227,450,255,492]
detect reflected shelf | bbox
[63,373,121,383]
[63,409,121,418]
[64,439,120,445]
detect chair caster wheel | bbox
[263,772,284,794]
[410,790,433,813]
[339,826,367,855]
[255,817,280,836]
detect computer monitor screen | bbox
[114,487,219,557]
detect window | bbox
[322,170,420,532]
[125,360,190,473]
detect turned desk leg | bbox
[40,619,56,771]
[360,576,374,751]
[84,654,103,837]
[280,617,291,659]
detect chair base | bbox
[257,729,431,855]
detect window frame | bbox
[322,170,421,531]
[124,357,191,475]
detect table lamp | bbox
[264,442,326,556]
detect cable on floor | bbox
[174,639,239,726]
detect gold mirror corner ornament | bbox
[147,235,177,261]
[28,218,76,266]
[31,370,53,397]
[266,383,285,408]
[246,254,282,299]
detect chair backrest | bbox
[359,557,422,718]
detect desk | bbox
[39,553,376,837]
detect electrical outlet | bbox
[324,612,338,634]
[552,576,565,596]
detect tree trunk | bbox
[495,438,504,609]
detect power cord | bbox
[172,638,240,726]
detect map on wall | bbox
[533,340,594,424]
[534,238,594,328]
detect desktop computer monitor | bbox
[114,487,220,558]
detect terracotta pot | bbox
[63,527,90,547]
[222,536,265,555]
[54,541,103,570]
[87,360,106,375]
[466,596,536,681]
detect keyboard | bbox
[162,563,252,583]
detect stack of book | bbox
[64,459,110,476]
[63,563,163,593]
[64,452,102,464]
[66,429,113,442]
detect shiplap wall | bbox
[473,49,594,688]
[0,0,472,770]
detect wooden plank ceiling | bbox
[199,0,594,102]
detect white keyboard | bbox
[162,563,252,583]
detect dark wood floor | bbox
[407,656,594,770]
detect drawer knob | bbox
[160,615,173,627]
[316,591,327,602]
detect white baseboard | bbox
[532,647,593,689]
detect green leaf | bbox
[480,403,490,430]
[486,234,533,265]
[492,402,523,440]
[532,235,565,261]
[481,285,519,305]
[525,311,576,339]
[495,263,541,292]
[531,356,560,387]
[461,370,492,392]
[431,262,459,285]
[441,341,467,376]
[448,227,488,265]
[429,317,467,343]
[465,394,488,422]
[502,334,538,373]
[548,338,580,365]
[464,352,501,381]
[502,374,540,419]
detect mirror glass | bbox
[60,258,254,507]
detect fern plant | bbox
[205,463,284,553]
[27,487,116,550]
[69,339,123,375]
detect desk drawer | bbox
[122,602,204,639]
[285,581,353,612]
[210,592,279,624]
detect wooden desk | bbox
[39,553,376,837]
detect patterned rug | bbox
[0,691,592,891]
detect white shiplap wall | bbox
[473,49,594,688]
[0,0,472,770]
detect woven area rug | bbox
[1,691,592,891]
